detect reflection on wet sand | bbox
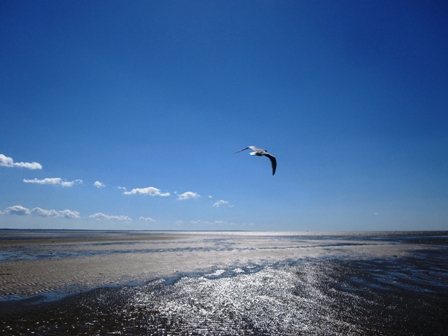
[1,231,447,334]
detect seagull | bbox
[235,146,277,175]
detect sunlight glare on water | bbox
[127,264,359,335]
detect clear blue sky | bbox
[1,0,447,231]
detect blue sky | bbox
[1,0,447,231]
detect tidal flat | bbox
[1,230,447,335]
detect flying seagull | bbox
[235,146,277,175]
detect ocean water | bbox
[1,231,447,335]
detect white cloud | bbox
[93,181,105,188]
[1,205,31,216]
[191,220,229,226]
[177,191,200,200]
[31,207,60,217]
[30,207,81,219]
[89,213,132,221]
[1,205,80,219]
[123,186,170,197]
[58,209,81,219]
[213,200,230,207]
[190,219,252,227]
[139,216,155,222]
[23,177,82,187]
[0,154,42,170]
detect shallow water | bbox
[1,231,447,335]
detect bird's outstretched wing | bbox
[235,146,250,154]
[264,153,277,175]
[235,146,258,154]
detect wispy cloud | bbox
[123,186,170,197]
[1,205,31,216]
[213,199,232,207]
[190,220,229,226]
[58,209,81,218]
[190,219,252,227]
[1,205,80,218]
[31,207,80,219]
[0,154,42,170]
[89,213,132,221]
[23,177,82,187]
[177,191,200,200]
[31,207,59,217]
[139,216,155,222]
[93,181,105,188]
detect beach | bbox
[1,230,447,335]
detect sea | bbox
[0,230,447,335]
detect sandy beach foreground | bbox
[0,230,445,298]
[1,230,448,335]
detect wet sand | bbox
[1,230,447,335]
[0,230,438,298]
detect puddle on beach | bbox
[1,253,448,335]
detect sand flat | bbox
[1,231,439,298]
[1,231,447,335]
